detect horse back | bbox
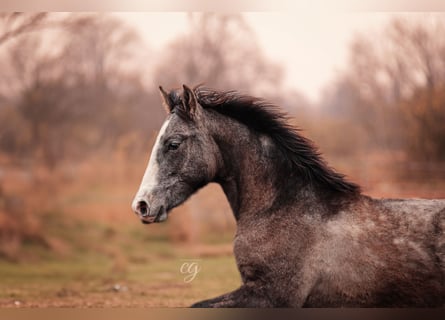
[378,198,445,267]
[307,197,445,307]
[374,198,445,306]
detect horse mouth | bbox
[139,206,167,224]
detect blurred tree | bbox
[154,13,283,98]
[0,13,159,168]
[59,14,160,149]
[0,13,48,46]
[321,15,445,162]
[388,18,445,161]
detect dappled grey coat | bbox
[132,85,445,307]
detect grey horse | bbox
[132,85,445,307]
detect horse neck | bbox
[208,113,317,221]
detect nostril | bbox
[136,200,149,217]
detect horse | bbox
[131,85,445,307]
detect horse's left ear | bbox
[182,84,201,118]
[159,86,174,113]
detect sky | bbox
[115,12,399,103]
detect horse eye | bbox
[168,141,180,151]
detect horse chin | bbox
[154,208,168,223]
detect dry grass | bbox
[0,243,240,307]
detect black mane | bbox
[168,86,361,196]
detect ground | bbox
[0,238,239,307]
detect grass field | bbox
[0,157,242,308]
[0,235,240,307]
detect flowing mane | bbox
[167,86,361,196]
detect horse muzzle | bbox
[132,198,168,224]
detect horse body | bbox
[132,85,445,307]
[231,197,445,307]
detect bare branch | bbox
[0,13,48,46]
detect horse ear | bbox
[159,86,173,113]
[182,84,200,117]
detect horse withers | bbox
[132,85,445,307]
